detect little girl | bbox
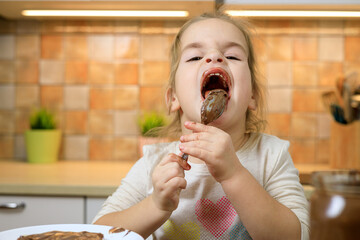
[94,12,309,240]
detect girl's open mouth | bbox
[201,67,231,100]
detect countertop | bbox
[0,160,331,197]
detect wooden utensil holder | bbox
[330,121,360,170]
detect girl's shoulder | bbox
[245,132,290,153]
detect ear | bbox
[165,87,181,113]
[248,94,257,110]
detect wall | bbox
[0,18,359,163]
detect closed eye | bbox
[186,56,203,62]
[226,56,241,61]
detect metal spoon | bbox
[182,89,229,161]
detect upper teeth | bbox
[209,73,224,78]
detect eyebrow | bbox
[182,41,248,55]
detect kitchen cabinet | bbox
[0,195,107,232]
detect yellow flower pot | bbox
[25,130,61,164]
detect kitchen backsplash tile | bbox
[0,85,15,110]
[318,36,344,61]
[115,63,138,85]
[16,85,39,108]
[293,37,317,61]
[64,35,88,60]
[89,137,113,161]
[345,36,360,62]
[0,61,15,83]
[0,18,359,164]
[64,135,88,160]
[0,35,14,60]
[40,85,63,109]
[16,61,39,84]
[89,111,114,135]
[65,61,88,84]
[40,60,64,84]
[16,34,39,59]
[64,111,88,134]
[64,85,89,110]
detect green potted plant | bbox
[25,108,61,163]
[138,111,168,157]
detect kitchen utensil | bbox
[330,104,347,124]
[343,82,353,123]
[182,89,229,161]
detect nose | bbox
[205,51,224,63]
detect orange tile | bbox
[141,61,170,86]
[252,35,267,62]
[289,139,316,164]
[267,36,292,61]
[90,88,113,110]
[140,87,167,112]
[89,110,114,135]
[15,110,31,133]
[64,86,88,110]
[141,35,170,60]
[16,61,39,84]
[0,136,14,158]
[16,34,39,59]
[16,85,39,108]
[345,36,360,62]
[114,137,138,161]
[88,35,114,61]
[64,111,88,134]
[293,63,318,87]
[291,113,317,138]
[64,136,88,160]
[293,37,317,61]
[316,139,330,164]
[40,85,64,109]
[318,62,343,87]
[114,87,139,110]
[89,137,113,161]
[266,113,291,137]
[41,35,63,59]
[0,35,14,60]
[317,113,332,138]
[115,34,139,59]
[115,63,138,85]
[292,89,322,113]
[0,110,15,134]
[344,62,360,78]
[65,61,87,84]
[89,62,114,85]
[64,35,88,60]
[344,20,360,35]
[0,61,15,83]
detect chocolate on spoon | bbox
[181,89,229,161]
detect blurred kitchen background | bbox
[0,0,359,164]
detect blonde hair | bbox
[159,12,267,138]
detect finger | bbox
[159,153,183,167]
[184,121,214,133]
[179,140,212,153]
[179,144,211,162]
[165,177,187,191]
[180,132,212,143]
[178,154,191,170]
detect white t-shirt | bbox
[93,133,309,240]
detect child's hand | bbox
[151,153,190,212]
[179,121,241,183]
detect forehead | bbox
[180,18,248,50]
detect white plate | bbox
[0,224,144,240]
